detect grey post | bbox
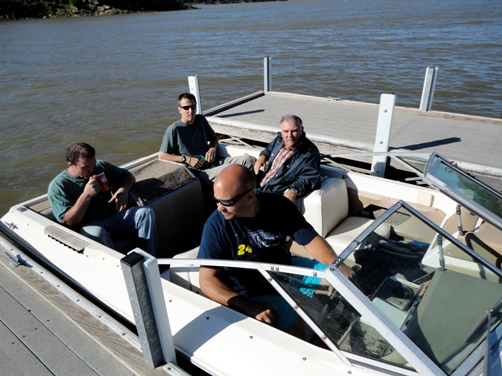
[419,67,439,111]
[121,249,176,368]
[188,75,202,114]
[264,56,272,92]
[371,93,396,177]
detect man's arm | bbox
[109,172,135,212]
[199,266,278,325]
[287,147,321,198]
[304,235,356,281]
[204,133,219,163]
[158,151,204,169]
[62,179,101,227]
[158,151,184,163]
[254,135,279,175]
[254,155,267,174]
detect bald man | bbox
[197,164,355,335]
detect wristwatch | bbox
[181,156,187,164]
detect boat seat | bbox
[295,177,373,255]
[167,247,202,294]
[403,269,502,373]
[216,144,261,159]
[129,159,205,258]
[38,159,204,257]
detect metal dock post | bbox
[264,56,272,92]
[121,249,176,368]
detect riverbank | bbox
[0,0,188,20]
[0,0,285,20]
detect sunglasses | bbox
[179,104,197,111]
[214,187,253,207]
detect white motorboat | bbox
[1,139,501,375]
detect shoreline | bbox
[0,0,286,21]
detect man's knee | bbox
[79,225,114,248]
[132,206,156,222]
[237,154,256,169]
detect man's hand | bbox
[205,147,217,163]
[200,266,279,326]
[188,156,204,169]
[62,178,100,227]
[109,188,129,211]
[244,301,279,325]
[254,155,267,174]
[339,263,358,284]
[84,178,101,198]
[283,188,297,202]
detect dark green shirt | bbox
[48,160,130,225]
[159,114,215,158]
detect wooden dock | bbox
[206,91,502,178]
[0,241,181,376]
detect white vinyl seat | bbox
[166,247,202,293]
[295,177,373,255]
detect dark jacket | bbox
[259,132,321,198]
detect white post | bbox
[419,67,438,111]
[371,93,396,177]
[188,75,202,114]
[264,56,272,92]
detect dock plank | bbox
[207,91,502,176]
[0,244,172,376]
[0,317,54,376]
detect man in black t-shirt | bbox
[198,164,355,335]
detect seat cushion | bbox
[325,216,374,255]
[295,178,349,238]
[167,248,201,293]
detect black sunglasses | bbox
[179,104,197,111]
[214,187,253,207]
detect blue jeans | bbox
[79,206,157,256]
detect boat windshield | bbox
[423,152,502,231]
[270,202,502,375]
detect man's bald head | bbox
[213,165,257,219]
[215,164,255,195]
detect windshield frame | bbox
[423,152,502,231]
[163,199,502,375]
[335,200,502,276]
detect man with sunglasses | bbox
[254,115,321,202]
[197,164,355,337]
[159,93,255,186]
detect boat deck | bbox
[206,91,502,177]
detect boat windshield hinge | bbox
[456,204,466,235]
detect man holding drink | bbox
[48,142,158,255]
